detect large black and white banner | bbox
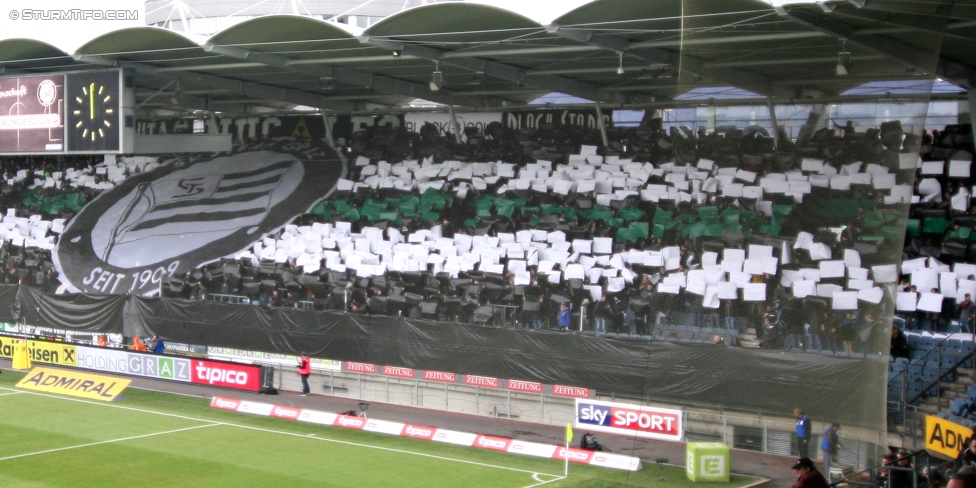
[54,139,345,295]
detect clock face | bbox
[66,71,121,152]
[72,82,114,142]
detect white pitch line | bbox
[0,424,218,462]
[523,473,566,488]
[0,391,24,397]
[0,386,560,481]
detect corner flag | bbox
[565,423,573,443]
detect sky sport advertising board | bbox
[0,74,64,153]
[575,398,683,441]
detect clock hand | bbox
[89,83,95,120]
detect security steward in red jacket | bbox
[297,353,311,396]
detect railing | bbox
[206,293,252,304]
[829,448,940,488]
[887,332,974,407]
[269,364,886,472]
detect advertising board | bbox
[0,336,76,366]
[73,344,260,392]
[16,366,129,401]
[76,346,191,382]
[0,75,64,153]
[575,399,683,441]
[190,358,262,392]
[925,415,974,459]
[207,347,340,371]
[210,397,644,472]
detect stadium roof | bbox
[0,0,970,117]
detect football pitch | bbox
[0,370,763,487]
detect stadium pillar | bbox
[448,102,463,145]
[798,104,828,140]
[321,114,336,149]
[594,101,610,150]
[767,95,779,150]
[968,90,976,149]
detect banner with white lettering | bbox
[136,114,403,143]
[54,140,345,295]
[403,112,502,136]
[502,109,612,131]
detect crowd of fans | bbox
[0,118,970,359]
[150,118,923,357]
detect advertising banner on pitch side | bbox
[74,345,261,392]
[16,366,130,401]
[0,335,76,366]
[575,399,683,441]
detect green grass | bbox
[0,370,761,487]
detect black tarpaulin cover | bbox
[11,285,884,430]
[16,285,125,333]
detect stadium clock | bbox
[65,71,122,152]
[71,81,114,142]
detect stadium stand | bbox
[0,118,930,359]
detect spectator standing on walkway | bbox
[558,302,571,331]
[795,408,812,459]
[959,293,975,333]
[820,422,839,479]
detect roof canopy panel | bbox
[365,3,544,44]
[208,15,360,48]
[75,27,204,57]
[0,0,957,115]
[0,39,69,63]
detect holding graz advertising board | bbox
[75,345,263,391]
[0,333,263,392]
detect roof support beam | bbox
[74,54,358,112]
[827,6,973,41]
[202,44,486,108]
[545,24,800,100]
[359,36,626,104]
[780,7,975,90]
[857,0,970,20]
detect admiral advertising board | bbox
[925,414,974,459]
[575,399,683,441]
[16,366,130,401]
[54,140,345,295]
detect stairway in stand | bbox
[888,366,976,450]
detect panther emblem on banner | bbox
[54,139,345,295]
